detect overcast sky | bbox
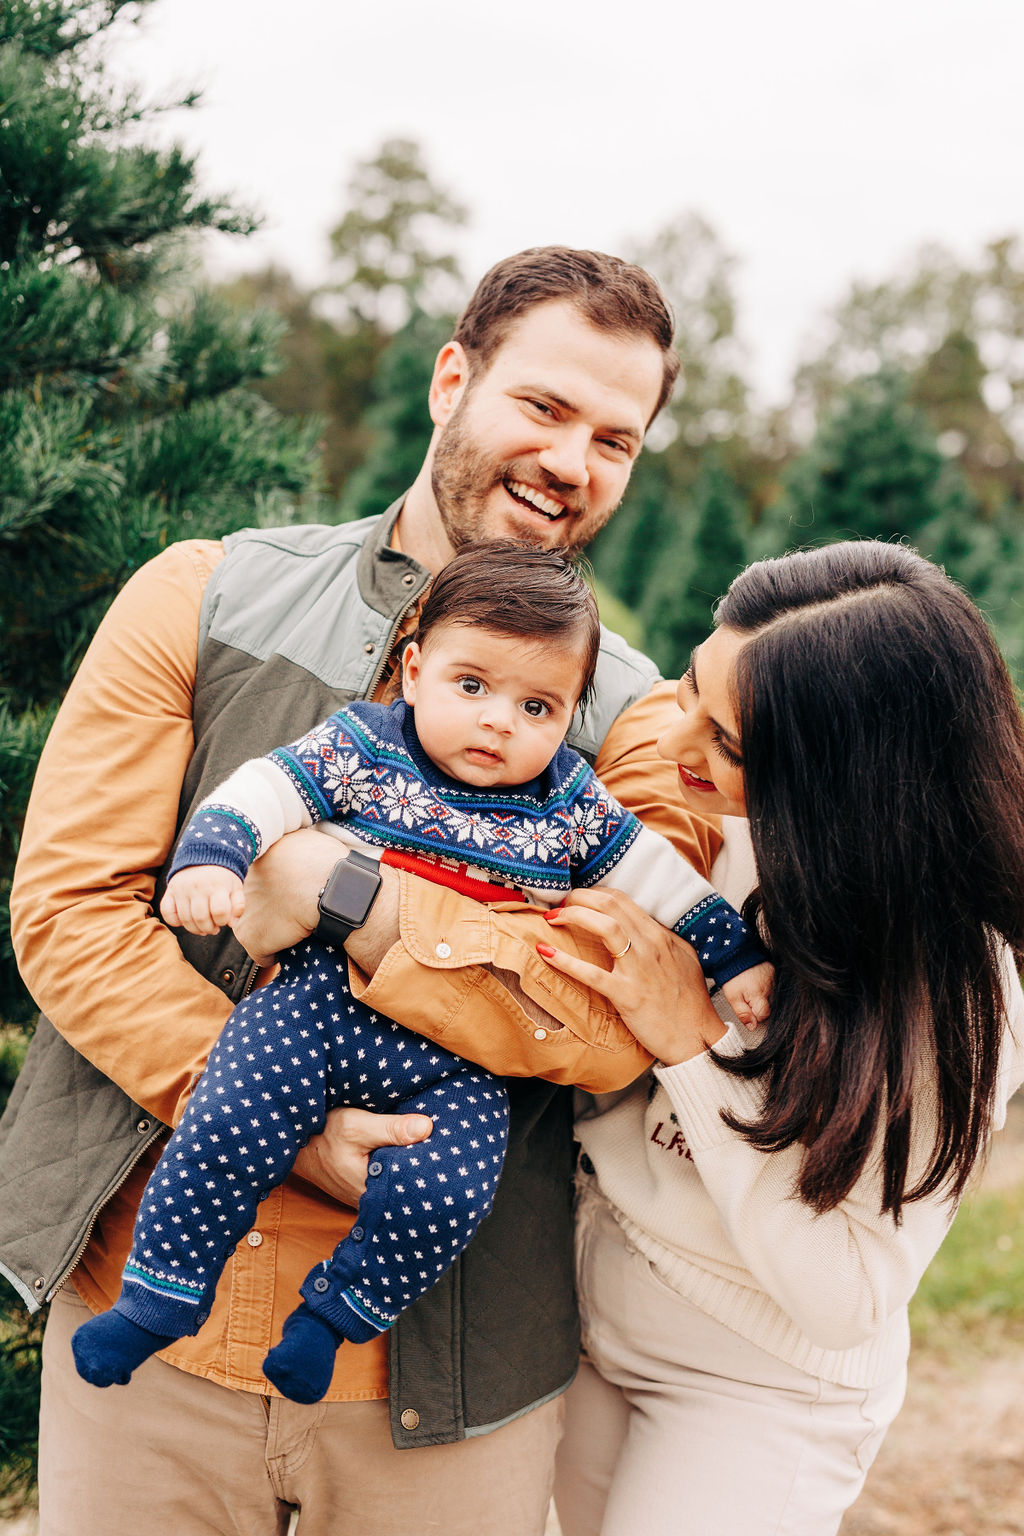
[109,0,1022,404]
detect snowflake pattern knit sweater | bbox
[171,700,765,987]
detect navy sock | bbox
[72,1309,177,1388]
[262,1305,347,1404]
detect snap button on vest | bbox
[400,1408,420,1430]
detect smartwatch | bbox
[315,851,383,946]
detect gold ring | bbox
[610,939,632,960]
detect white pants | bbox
[554,1182,906,1536]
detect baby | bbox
[72,541,772,1404]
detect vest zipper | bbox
[47,1119,166,1300]
[365,595,420,700]
[49,959,259,1302]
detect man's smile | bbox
[503,478,570,522]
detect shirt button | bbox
[351,1226,365,1242]
[368,1161,383,1177]
[533,1028,547,1041]
[435,942,452,959]
[246,1231,263,1248]
[400,1408,420,1430]
[313,1276,330,1293]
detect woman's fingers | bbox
[535,938,624,1001]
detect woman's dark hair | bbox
[714,540,1024,1219]
[411,540,601,715]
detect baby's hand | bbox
[721,960,774,1030]
[161,867,246,936]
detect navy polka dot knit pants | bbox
[117,942,509,1345]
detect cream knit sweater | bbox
[575,820,1024,1388]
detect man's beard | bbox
[429,394,609,559]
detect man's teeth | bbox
[507,480,564,519]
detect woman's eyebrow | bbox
[691,647,743,753]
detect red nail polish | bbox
[536,942,556,958]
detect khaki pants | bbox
[41,1287,562,1536]
[554,1183,906,1536]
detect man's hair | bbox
[412,540,601,715]
[453,247,679,420]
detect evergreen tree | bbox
[341,307,454,521]
[0,0,321,1500]
[641,459,750,676]
[757,369,976,557]
[589,452,683,612]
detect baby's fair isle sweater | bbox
[171,699,765,988]
[575,828,1024,1390]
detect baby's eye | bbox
[521,699,550,718]
[457,676,484,696]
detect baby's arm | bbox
[161,865,246,936]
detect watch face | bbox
[320,857,381,928]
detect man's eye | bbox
[457,677,483,696]
[522,699,550,718]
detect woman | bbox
[537,541,1024,1536]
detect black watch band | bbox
[315,850,383,947]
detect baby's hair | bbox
[412,540,601,714]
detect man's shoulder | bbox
[567,623,660,763]
[220,515,382,565]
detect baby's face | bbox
[402,624,584,787]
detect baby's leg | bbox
[72,945,339,1387]
[264,1052,509,1403]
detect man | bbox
[4,248,723,1535]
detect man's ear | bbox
[429,342,471,427]
[401,641,422,706]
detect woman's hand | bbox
[536,889,727,1065]
[292,1106,434,1207]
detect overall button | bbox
[400,1408,420,1431]
[368,1161,383,1177]
[246,1231,263,1248]
[313,1276,330,1293]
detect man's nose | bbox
[537,428,590,489]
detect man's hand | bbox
[292,1106,434,1207]
[230,829,339,964]
[231,829,401,971]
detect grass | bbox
[910,1179,1024,1353]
